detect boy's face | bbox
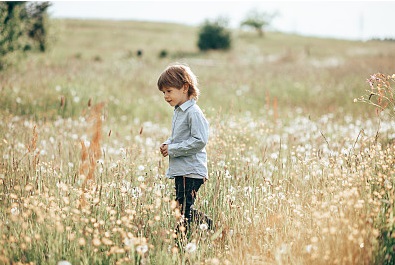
[162,85,189,107]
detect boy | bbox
[157,63,212,233]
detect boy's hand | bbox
[160,144,168,157]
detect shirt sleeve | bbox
[162,137,171,145]
[168,111,209,157]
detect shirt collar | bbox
[176,99,195,111]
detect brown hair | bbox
[157,63,200,100]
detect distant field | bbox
[1,19,395,264]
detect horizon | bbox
[49,1,395,41]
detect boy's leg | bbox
[183,178,204,224]
[175,177,213,230]
[175,176,186,220]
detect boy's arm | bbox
[167,112,209,157]
[162,137,171,145]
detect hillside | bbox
[1,19,394,122]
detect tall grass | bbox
[1,19,395,264]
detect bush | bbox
[0,1,51,69]
[197,18,231,51]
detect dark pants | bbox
[174,176,213,230]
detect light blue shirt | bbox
[163,99,209,179]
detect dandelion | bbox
[92,238,101,247]
[224,170,232,179]
[78,237,86,246]
[136,244,148,254]
[124,236,136,248]
[57,261,72,265]
[185,242,197,253]
[131,187,142,198]
[306,244,313,253]
[137,175,145,182]
[10,207,19,215]
[199,223,208,231]
[244,186,252,197]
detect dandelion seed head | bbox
[57,261,72,265]
[199,223,208,231]
[136,244,148,254]
[137,175,145,182]
[185,242,197,253]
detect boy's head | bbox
[157,63,200,100]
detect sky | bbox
[49,1,395,41]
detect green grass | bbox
[1,18,395,264]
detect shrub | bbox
[159,49,168,58]
[197,18,231,51]
[0,1,51,69]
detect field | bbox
[1,19,395,264]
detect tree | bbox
[240,9,277,37]
[0,1,51,69]
[197,17,232,51]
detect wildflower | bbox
[124,236,136,247]
[244,186,252,197]
[185,242,197,253]
[57,261,72,265]
[138,165,145,171]
[78,238,86,246]
[305,244,313,253]
[92,238,101,247]
[137,176,145,182]
[10,207,19,215]
[136,244,148,254]
[199,223,208,231]
[131,187,142,198]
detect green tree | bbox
[0,1,51,69]
[197,17,231,51]
[240,9,277,37]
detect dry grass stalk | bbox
[78,102,104,208]
[25,125,39,174]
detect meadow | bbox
[1,19,395,264]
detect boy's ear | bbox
[182,83,189,93]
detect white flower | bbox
[124,237,135,247]
[138,165,145,171]
[224,170,232,179]
[57,261,72,265]
[137,176,145,182]
[11,207,19,215]
[305,244,313,253]
[136,244,148,254]
[131,187,142,198]
[244,186,252,197]
[199,223,208,231]
[185,242,197,253]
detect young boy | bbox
[157,63,212,233]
